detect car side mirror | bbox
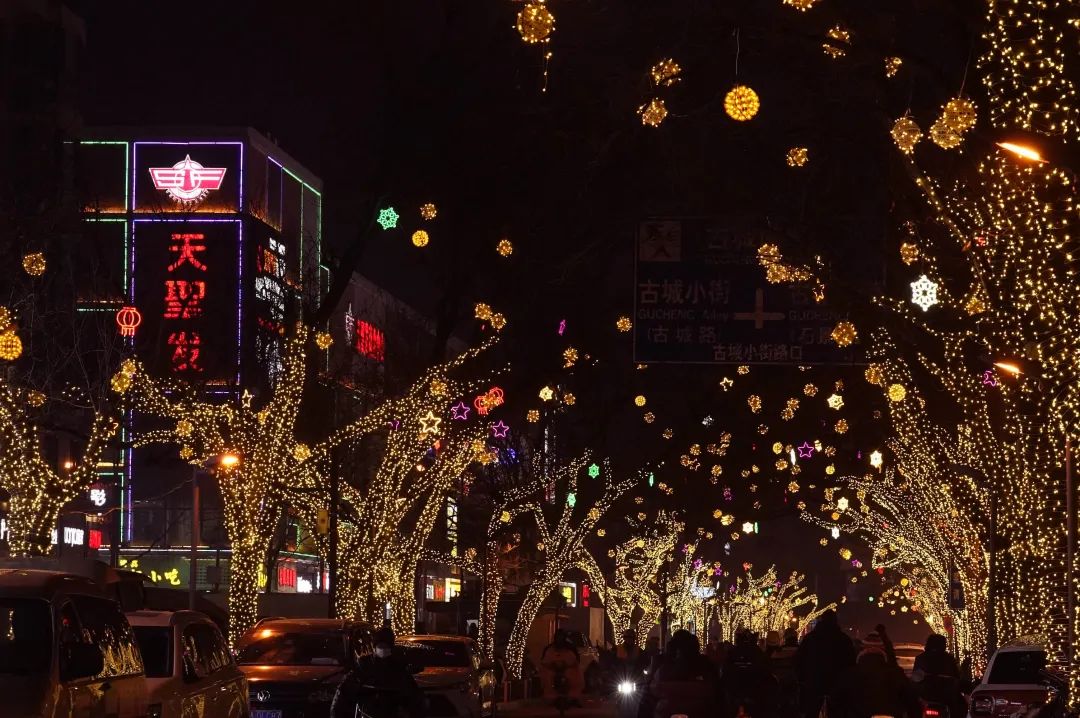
[61,642,104,682]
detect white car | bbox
[127,609,249,718]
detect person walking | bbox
[636,630,722,718]
[832,647,921,718]
[795,610,855,718]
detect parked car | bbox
[0,568,149,717]
[562,629,602,691]
[237,618,374,718]
[128,609,249,718]
[397,635,496,718]
[968,642,1048,717]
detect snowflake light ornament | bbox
[910,274,939,311]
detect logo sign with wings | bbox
[149,155,227,205]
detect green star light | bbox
[587,463,600,478]
[377,206,399,230]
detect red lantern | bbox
[116,306,142,337]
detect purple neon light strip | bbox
[237,220,243,387]
[132,141,244,213]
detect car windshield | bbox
[0,597,51,674]
[988,650,1046,684]
[236,630,347,666]
[133,626,174,678]
[398,640,471,668]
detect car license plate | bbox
[252,711,282,718]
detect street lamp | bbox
[191,452,240,610]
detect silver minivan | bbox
[0,569,149,717]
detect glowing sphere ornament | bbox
[26,390,45,407]
[377,206,399,230]
[634,395,647,407]
[786,147,809,167]
[891,116,922,154]
[887,384,908,402]
[411,230,430,248]
[929,117,962,149]
[0,331,22,361]
[315,331,334,350]
[616,316,632,332]
[639,99,668,127]
[884,56,903,77]
[419,203,437,221]
[899,242,919,265]
[783,0,820,10]
[909,274,939,311]
[22,252,46,276]
[516,2,554,44]
[830,321,857,347]
[942,97,977,133]
[497,238,513,257]
[724,85,760,121]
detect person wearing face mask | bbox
[333,626,425,718]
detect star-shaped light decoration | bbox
[376,206,399,230]
[742,522,756,535]
[982,370,998,387]
[491,420,510,438]
[718,377,734,391]
[538,386,555,401]
[869,450,884,469]
[450,401,470,421]
[241,389,253,409]
[587,463,601,479]
[826,393,844,410]
[910,274,939,311]
[418,411,442,436]
[836,496,850,511]
[797,442,815,459]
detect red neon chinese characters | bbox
[355,320,385,362]
[168,233,207,271]
[163,280,206,319]
[167,331,202,372]
[163,232,209,373]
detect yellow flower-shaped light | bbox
[724,85,760,121]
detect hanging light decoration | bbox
[891,116,922,154]
[516,2,555,44]
[724,85,760,121]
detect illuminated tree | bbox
[283,335,500,632]
[504,453,636,677]
[0,378,117,556]
[710,566,835,642]
[578,510,682,646]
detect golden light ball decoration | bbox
[419,203,438,221]
[315,331,334,350]
[26,390,46,407]
[0,307,12,330]
[899,242,919,265]
[885,57,903,78]
[942,97,977,134]
[887,383,907,402]
[497,238,514,257]
[782,0,820,10]
[822,25,851,58]
[411,230,430,248]
[616,316,632,332]
[891,116,922,154]
[639,99,668,127]
[22,252,46,277]
[929,117,963,150]
[786,147,809,167]
[830,321,858,347]
[0,330,23,361]
[516,2,554,44]
[634,395,647,407]
[724,85,760,121]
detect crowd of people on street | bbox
[540,610,969,718]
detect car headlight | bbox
[309,688,336,703]
[617,681,636,696]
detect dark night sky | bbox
[73,0,979,641]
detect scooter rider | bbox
[332,626,424,718]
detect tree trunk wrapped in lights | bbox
[116,326,327,645]
[0,380,117,557]
[504,453,636,678]
[578,510,682,646]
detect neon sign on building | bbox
[355,320,385,362]
[149,155,227,206]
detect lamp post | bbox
[190,453,240,610]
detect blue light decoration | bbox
[377,206,399,230]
